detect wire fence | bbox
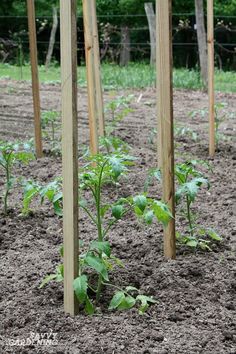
[0,14,235,70]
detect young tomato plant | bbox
[41,152,172,314]
[189,102,233,149]
[174,125,198,142]
[175,160,222,250]
[22,178,62,216]
[41,110,61,154]
[99,135,130,154]
[0,141,34,214]
[105,94,134,135]
[144,161,222,251]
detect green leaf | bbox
[52,192,63,216]
[57,264,64,279]
[176,177,209,203]
[144,210,154,224]
[186,239,198,247]
[59,245,64,257]
[207,228,222,241]
[110,255,125,268]
[100,204,110,218]
[112,204,124,220]
[118,295,136,310]
[39,274,58,289]
[199,241,212,251]
[109,291,126,310]
[22,180,40,213]
[85,296,95,315]
[53,200,63,216]
[73,275,88,304]
[152,201,172,227]
[108,156,123,180]
[136,295,157,314]
[85,254,109,281]
[125,286,139,293]
[133,195,147,213]
[90,241,111,257]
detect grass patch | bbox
[0,62,235,93]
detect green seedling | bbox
[99,135,130,154]
[175,160,222,250]
[22,178,62,216]
[214,102,229,148]
[105,94,134,135]
[148,126,198,149]
[41,110,61,154]
[174,125,198,142]
[144,160,222,250]
[148,128,157,147]
[41,152,171,314]
[189,102,233,149]
[0,141,34,214]
[108,286,156,314]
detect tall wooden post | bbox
[156,0,176,259]
[207,0,215,157]
[83,0,100,154]
[91,0,105,137]
[27,0,43,158]
[60,0,79,316]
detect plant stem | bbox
[95,160,107,302]
[96,274,103,302]
[186,196,194,237]
[4,164,10,214]
[51,121,55,149]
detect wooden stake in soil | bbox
[91,0,105,137]
[156,0,176,259]
[83,0,103,154]
[27,0,43,158]
[60,0,79,316]
[207,0,215,157]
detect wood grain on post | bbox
[27,0,43,158]
[156,0,176,259]
[60,0,79,316]
[83,0,99,154]
[91,0,105,137]
[156,1,162,168]
[207,0,215,157]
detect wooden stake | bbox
[156,1,162,168]
[83,0,99,154]
[207,0,215,157]
[60,0,79,316]
[156,0,176,259]
[27,0,43,158]
[91,0,105,137]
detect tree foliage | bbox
[1,0,235,18]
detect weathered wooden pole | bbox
[27,0,43,158]
[60,0,79,316]
[91,0,105,137]
[83,0,101,154]
[207,0,215,157]
[156,0,176,259]
[145,2,156,65]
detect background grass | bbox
[0,63,235,93]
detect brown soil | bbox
[0,79,236,354]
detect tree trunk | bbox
[195,0,208,87]
[120,26,130,66]
[145,2,156,65]
[45,6,58,70]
